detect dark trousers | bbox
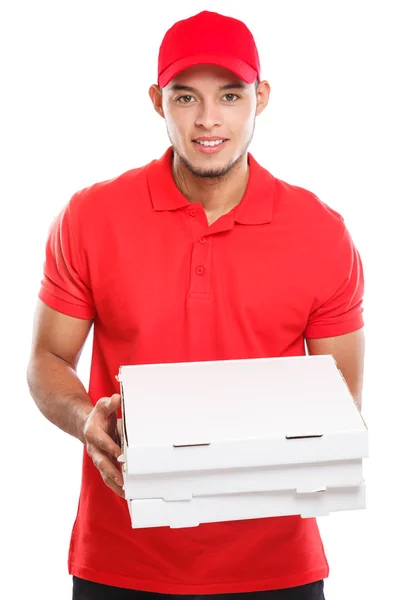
[72,576,325,599]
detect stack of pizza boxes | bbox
[116,355,368,529]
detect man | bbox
[27,10,365,600]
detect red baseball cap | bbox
[158,11,261,88]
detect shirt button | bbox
[199,237,206,244]
[196,266,204,275]
[189,209,197,217]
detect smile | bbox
[194,139,226,147]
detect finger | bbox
[86,427,122,459]
[89,448,124,487]
[103,475,126,499]
[116,418,122,440]
[97,393,121,416]
[112,419,122,446]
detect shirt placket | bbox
[186,206,212,299]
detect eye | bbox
[176,95,195,104]
[223,93,239,102]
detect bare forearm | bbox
[26,351,93,444]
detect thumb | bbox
[104,393,121,413]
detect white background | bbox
[1,0,399,598]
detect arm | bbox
[306,328,365,411]
[26,299,124,497]
[30,196,124,497]
[303,212,365,411]
[26,299,95,443]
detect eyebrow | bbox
[169,83,247,92]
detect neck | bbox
[172,150,250,225]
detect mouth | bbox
[192,138,228,154]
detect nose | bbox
[194,100,223,130]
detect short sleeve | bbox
[304,222,364,338]
[38,197,96,320]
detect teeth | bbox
[196,139,225,147]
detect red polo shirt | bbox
[38,146,364,594]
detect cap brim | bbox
[158,53,258,88]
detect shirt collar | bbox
[146,146,275,225]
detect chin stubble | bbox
[176,151,239,179]
[167,116,256,180]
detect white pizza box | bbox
[127,481,367,529]
[122,458,363,501]
[116,355,368,521]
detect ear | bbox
[149,84,165,119]
[255,80,271,117]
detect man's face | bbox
[155,64,268,179]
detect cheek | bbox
[227,105,254,135]
[227,123,248,147]
[165,112,190,143]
